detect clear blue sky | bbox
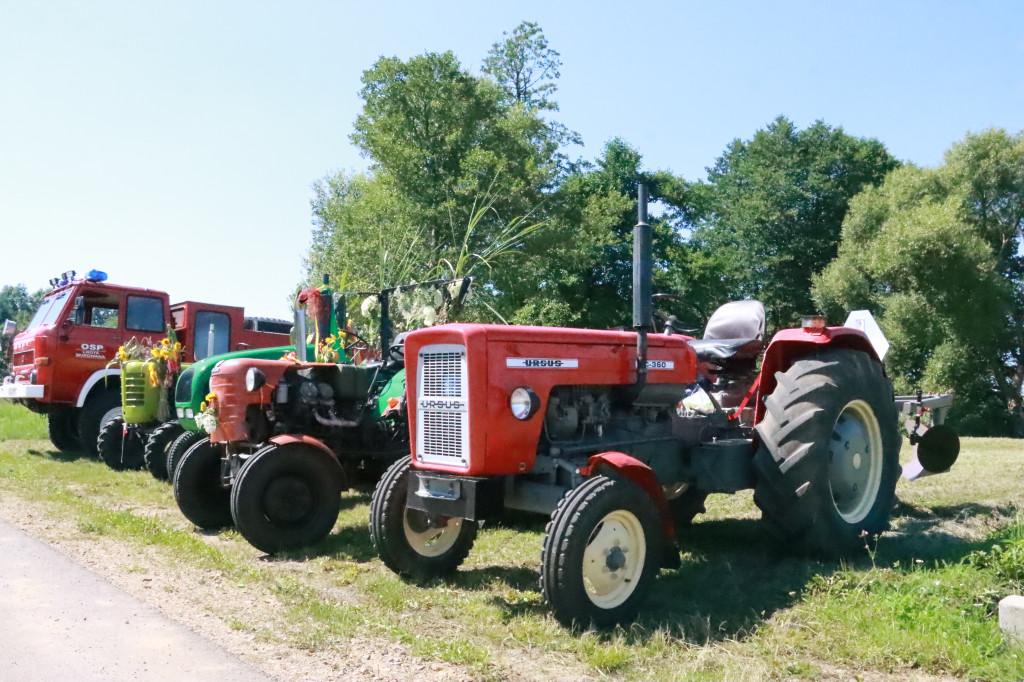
[1,1,1021,319]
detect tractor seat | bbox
[687,300,766,364]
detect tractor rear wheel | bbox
[77,388,121,457]
[752,349,900,556]
[143,421,184,481]
[47,406,80,452]
[369,456,476,580]
[230,443,346,554]
[97,418,146,470]
[540,476,662,629]
[166,430,204,481]
[173,437,231,530]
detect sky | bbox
[1,1,1022,320]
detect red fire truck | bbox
[0,269,291,454]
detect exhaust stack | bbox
[633,183,652,386]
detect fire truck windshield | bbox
[26,291,71,330]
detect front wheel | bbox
[166,430,204,481]
[144,421,185,481]
[97,418,146,470]
[47,406,80,452]
[173,437,231,530]
[752,349,900,556]
[77,389,121,457]
[230,443,346,554]
[540,476,663,629]
[368,456,477,580]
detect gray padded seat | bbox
[688,300,766,364]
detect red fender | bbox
[755,326,880,424]
[579,451,675,540]
[266,434,346,487]
[268,433,335,459]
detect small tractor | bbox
[173,277,471,555]
[163,343,317,482]
[99,310,292,475]
[368,185,960,628]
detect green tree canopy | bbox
[482,20,561,111]
[504,138,687,329]
[681,116,899,329]
[0,284,46,375]
[813,129,1024,435]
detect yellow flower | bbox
[200,401,207,412]
[147,364,159,387]
[205,392,217,403]
[161,338,170,347]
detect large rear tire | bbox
[540,476,663,629]
[77,388,121,457]
[752,349,900,556]
[230,443,346,554]
[173,437,231,530]
[97,417,146,470]
[166,430,204,481]
[144,421,184,481]
[368,456,477,580]
[47,406,80,451]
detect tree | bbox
[681,117,900,329]
[503,138,687,329]
[482,21,561,111]
[0,284,46,375]
[350,49,558,254]
[309,24,578,327]
[813,129,1024,436]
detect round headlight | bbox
[245,367,266,392]
[510,387,540,421]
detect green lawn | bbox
[1,400,1022,680]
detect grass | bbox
[0,402,48,440]
[1,399,1023,680]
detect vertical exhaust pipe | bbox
[633,183,651,387]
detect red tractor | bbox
[368,185,959,628]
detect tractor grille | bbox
[123,364,149,407]
[416,344,469,467]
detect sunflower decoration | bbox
[315,334,339,363]
[195,391,219,434]
[149,328,183,383]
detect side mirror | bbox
[71,296,86,325]
[1,319,16,338]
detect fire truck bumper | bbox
[0,382,44,399]
[406,469,502,521]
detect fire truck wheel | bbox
[173,437,232,530]
[541,476,663,629]
[97,418,146,471]
[77,388,121,457]
[166,430,205,481]
[144,422,185,481]
[369,456,477,580]
[47,406,81,452]
[752,349,900,557]
[230,443,346,555]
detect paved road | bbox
[0,516,277,681]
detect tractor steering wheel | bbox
[651,295,706,335]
